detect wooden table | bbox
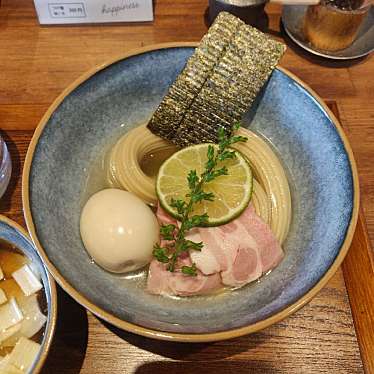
[1,1,373,373]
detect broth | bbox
[140,148,176,178]
[0,239,47,355]
[81,127,295,298]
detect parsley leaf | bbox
[181,263,198,276]
[160,224,176,241]
[152,245,170,263]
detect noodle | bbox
[233,128,291,244]
[107,126,177,205]
[106,125,291,243]
[252,179,271,225]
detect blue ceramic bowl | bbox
[0,216,56,372]
[22,44,358,342]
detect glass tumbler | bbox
[0,136,12,199]
[304,1,370,51]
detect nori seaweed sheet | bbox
[147,12,286,147]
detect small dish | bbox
[282,5,374,59]
[22,44,358,342]
[0,216,57,373]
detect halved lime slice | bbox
[156,144,253,226]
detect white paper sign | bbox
[34,0,153,24]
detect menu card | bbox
[34,0,153,24]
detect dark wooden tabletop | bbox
[0,1,373,373]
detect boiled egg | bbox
[80,189,159,273]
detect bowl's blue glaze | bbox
[27,47,354,334]
[0,217,55,371]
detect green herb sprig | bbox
[153,124,247,276]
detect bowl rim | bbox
[0,214,57,372]
[22,42,359,343]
